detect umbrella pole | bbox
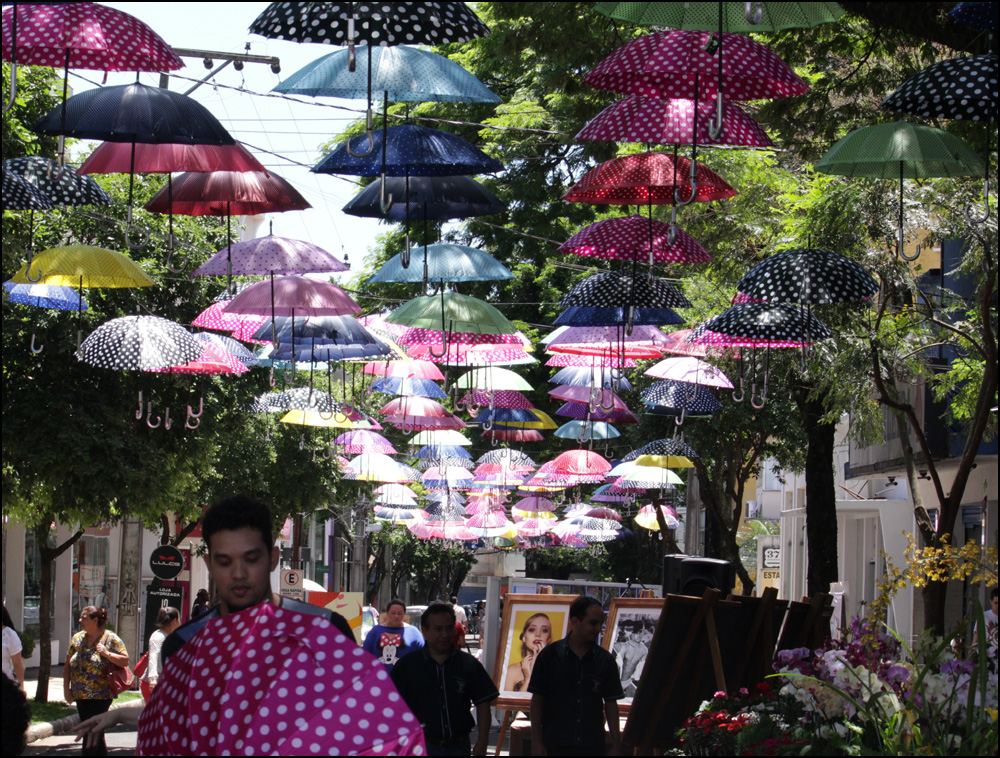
[59,49,70,165]
[226,202,233,293]
[77,275,83,349]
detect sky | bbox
[72,3,398,282]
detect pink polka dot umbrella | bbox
[559,214,711,264]
[136,602,424,755]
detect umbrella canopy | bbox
[814,121,986,178]
[594,2,845,31]
[77,315,202,371]
[641,380,722,415]
[335,429,397,455]
[554,305,683,327]
[416,444,473,460]
[478,449,536,467]
[409,429,471,446]
[371,376,446,398]
[576,94,773,148]
[561,271,692,309]
[316,123,503,176]
[368,243,513,284]
[549,384,631,412]
[192,302,269,343]
[194,235,348,277]
[363,359,444,380]
[635,504,680,531]
[585,30,808,100]
[695,303,834,343]
[736,248,879,304]
[223,276,362,317]
[78,141,265,174]
[560,215,711,263]
[3,156,110,206]
[33,83,234,144]
[563,151,735,205]
[387,292,516,335]
[136,603,425,755]
[547,449,612,477]
[378,396,454,418]
[342,175,506,221]
[461,389,534,409]
[345,453,421,482]
[2,167,52,210]
[555,420,621,440]
[482,428,545,443]
[546,324,671,354]
[1,2,183,71]
[146,172,311,216]
[250,2,490,47]
[10,245,154,287]
[633,454,694,469]
[396,328,525,348]
[554,402,639,424]
[151,338,248,375]
[4,281,88,311]
[645,356,733,388]
[249,388,358,416]
[550,366,632,390]
[623,437,700,461]
[948,2,998,29]
[881,54,997,121]
[454,367,533,392]
[407,343,534,366]
[272,44,499,103]
[251,315,382,347]
[192,332,258,366]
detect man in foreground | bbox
[391,602,499,756]
[528,595,623,756]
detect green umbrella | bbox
[594,1,845,31]
[815,121,986,259]
[387,291,516,335]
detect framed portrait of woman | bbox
[491,593,575,710]
[601,597,665,713]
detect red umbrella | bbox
[563,152,735,205]
[136,603,425,755]
[547,449,612,477]
[560,214,711,264]
[576,94,773,148]
[584,30,807,101]
[149,340,248,375]
[145,171,310,216]
[78,142,265,175]
[407,343,534,365]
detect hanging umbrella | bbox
[248,388,359,416]
[585,29,808,101]
[368,243,513,284]
[460,389,534,410]
[478,449,536,467]
[482,427,545,443]
[3,156,109,206]
[549,384,632,412]
[555,420,621,441]
[633,454,695,469]
[554,402,640,424]
[545,353,638,368]
[251,315,385,348]
[563,151,735,205]
[645,356,733,388]
[191,332,258,367]
[78,141,265,174]
[554,305,683,327]
[345,453,421,482]
[881,54,997,121]
[736,248,879,304]
[146,171,310,216]
[371,376,447,398]
[623,437,700,461]
[576,94,773,148]
[409,429,471,446]
[454,367,533,392]
[192,302,269,343]
[421,466,475,489]
[194,235,348,277]
[2,167,52,210]
[948,2,999,29]
[416,444,473,460]
[594,2,845,32]
[635,504,680,531]
[550,366,633,390]
[547,449,612,478]
[136,603,425,755]
[223,276,362,317]
[151,338,248,376]
[343,175,506,221]
[374,482,419,501]
[10,244,154,288]
[695,303,834,343]
[387,292,516,336]
[4,281,88,311]
[560,215,711,264]
[77,315,203,371]
[407,343,534,366]
[546,324,671,358]
[561,271,692,309]
[641,380,722,416]
[335,429,397,455]
[396,328,526,348]
[362,358,444,379]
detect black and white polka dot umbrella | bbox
[249,2,490,46]
[641,380,721,415]
[882,54,997,121]
[77,315,203,371]
[3,156,111,207]
[699,303,833,342]
[248,387,354,415]
[560,271,692,309]
[622,437,699,461]
[3,167,52,210]
[736,248,879,304]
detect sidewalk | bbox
[21,669,137,747]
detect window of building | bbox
[762,459,782,491]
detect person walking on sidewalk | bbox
[64,606,129,757]
[140,607,180,702]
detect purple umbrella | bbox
[222,276,361,317]
[334,429,397,455]
[193,235,349,277]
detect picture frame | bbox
[601,597,666,713]
[491,593,575,710]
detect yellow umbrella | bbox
[633,453,695,469]
[492,409,559,431]
[279,409,365,428]
[11,245,154,288]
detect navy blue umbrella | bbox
[270,341,393,361]
[554,305,684,327]
[642,379,721,420]
[622,437,700,461]
[560,271,692,309]
[948,2,998,29]
[251,315,381,345]
[415,444,473,460]
[342,175,505,221]
[471,407,538,425]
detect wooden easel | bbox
[776,592,833,652]
[725,587,782,691]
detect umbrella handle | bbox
[146,403,161,429]
[401,235,411,268]
[345,110,375,158]
[347,18,357,72]
[187,397,204,419]
[136,391,144,420]
[707,93,724,140]
[380,174,394,214]
[744,2,764,24]
[322,445,333,460]
[125,208,149,250]
[163,407,172,431]
[165,236,185,274]
[732,376,745,403]
[674,405,687,426]
[269,365,276,387]
[483,415,494,431]
[964,177,991,225]
[674,175,698,208]
[3,61,15,114]
[25,249,44,282]
[318,404,335,420]
[750,375,768,409]
[185,411,201,430]
[30,333,44,354]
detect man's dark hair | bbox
[2,673,30,756]
[991,587,998,601]
[450,595,458,604]
[202,495,273,553]
[421,601,456,629]
[387,598,406,613]
[570,595,603,620]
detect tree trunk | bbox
[798,393,839,596]
[34,521,84,704]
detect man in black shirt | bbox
[391,602,499,756]
[528,596,623,756]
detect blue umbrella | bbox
[251,315,387,346]
[549,366,632,390]
[315,123,502,177]
[555,420,621,441]
[368,243,513,284]
[415,444,473,460]
[4,280,88,310]
[271,341,393,361]
[948,2,998,29]
[371,376,447,398]
[554,305,684,327]
[471,407,538,425]
[642,379,722,420]
[343,175,505,221]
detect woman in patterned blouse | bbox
[63,606,128,757]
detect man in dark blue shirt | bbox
[528,596,623,756]
[391,602,499,756]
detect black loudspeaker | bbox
[662,555,735,597]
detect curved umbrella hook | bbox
[165,234,185,274]
[898,226,922,262]
[964,177,991,226]
[483,414,494,432]
[428,317,451,359]
[666,206,680,247]
[707,92,725,140]
[322,445,333,460]
[599,388,616,412]
[345,109,375,158]
[185,399,202,430]
[163,407,172,431]
[744,2,764,24]
[379,172,394,214]
[318,405,335,420]
[25,249,44,283]
[401,242,411,269]
[136,390,144,420]
[125,207,149,250]
[268,364,276,387]
[346,18,357,71]
[674,172,699,208]
[732,375,745,403]
[30,333,44,354]
[675,405,687,426]
[146,402,161,429]
[750,373,769,409]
